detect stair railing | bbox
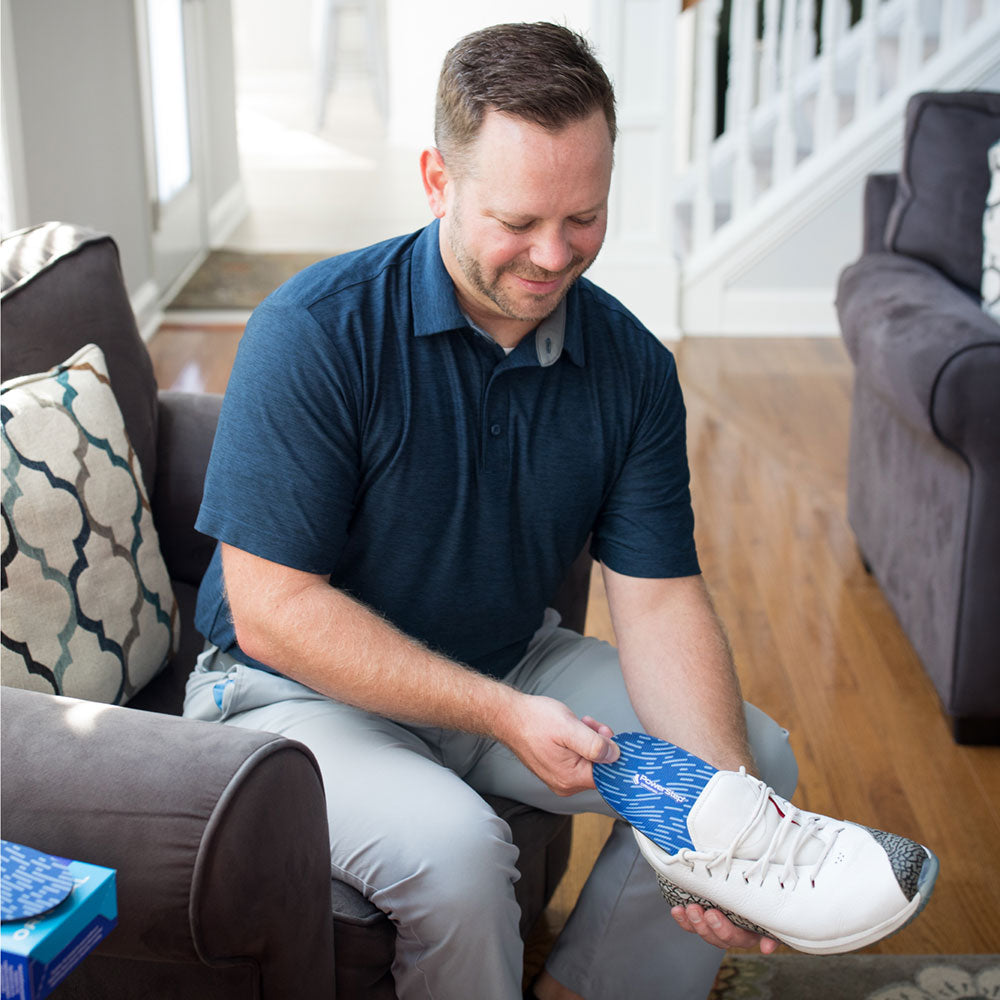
[677,0,999,259]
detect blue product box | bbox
[1,846,117,1000]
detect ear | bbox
[420,147,449,219]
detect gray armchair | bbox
[1,223,580,997]
[836,92,1000,745]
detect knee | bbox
[372,802,521,919]
[744,702,799,798]
[424,809,520,900]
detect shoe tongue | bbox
[687,771,764,852]
[687,772,824,864]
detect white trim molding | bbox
[208,178,248,247]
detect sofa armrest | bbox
[152,390,222,585]
[931,341,1000,458]
[0,688,334,1000]
[836,251,1000,440]
[862,174,898,255]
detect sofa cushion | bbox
[0,224,160,495]
[885,91,1000,296]
[984,139,1000,323]
[1,344,178,704]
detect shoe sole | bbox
[646,842,940,955]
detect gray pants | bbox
[183,610,798,1000]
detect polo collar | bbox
[409,219,585,368]
[411,220,467,338]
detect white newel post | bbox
[589,0,681,341]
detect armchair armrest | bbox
[0,688,335,1000]
[862,174,898,255]
[836,252,1000,443]
[152,390,222,585]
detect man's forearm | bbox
[220,544,618,795]
[602,566,753,773]
[224,544,521,737]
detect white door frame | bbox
[588,0,680,342]
[135,0,210,302]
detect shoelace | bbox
[676,768,843,890]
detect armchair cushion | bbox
[152,390,224,587]
[0,224,160,495]
[884,91,1000,296]
[1,343,178,704]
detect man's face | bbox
[431,109,613,343]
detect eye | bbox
[500,219,533,233]
[570,215,598,227]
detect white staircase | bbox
[590,0,1000,338]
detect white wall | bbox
[4,0,241,312]
[5,0,154,292]
[384,1,593,150]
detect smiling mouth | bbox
[515,274,563,293]
[509,260,583,293]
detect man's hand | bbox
[671,904,778,954]
[221,545,619,792]
[501,695,619,796]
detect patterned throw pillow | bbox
[984,139,1000,323]
[1,343,178,704]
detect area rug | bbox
[168,250,338,310]
[708,953,1000,999]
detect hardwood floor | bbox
[148,327,1000,956]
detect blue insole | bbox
[593,732,718,853]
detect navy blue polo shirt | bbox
[194,220,699,679]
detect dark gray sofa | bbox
[836,91,1000,744]
[1,223,580,997]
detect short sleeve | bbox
[195,299,360,574]
[590,346,700,579]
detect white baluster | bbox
[939,0,965,48]
[798,0,818,69]
[724,3,739,139]
[773,0,799,183]
[731,0,757,217]
[759,0,781,103]
[814,0,847,150]
[898,0,924,82]
[855,0,880,115]
[693,0,723,251]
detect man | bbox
[184,22,798,1000]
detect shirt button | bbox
[490,423,502,437]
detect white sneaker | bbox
[633,767,939,955]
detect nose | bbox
[528,225,574,275]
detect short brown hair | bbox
[434,22,617,167]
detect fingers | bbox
[580,715,615,740]
[577,715,619,763]
[671,905,778,954]
[506,698,619,795]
